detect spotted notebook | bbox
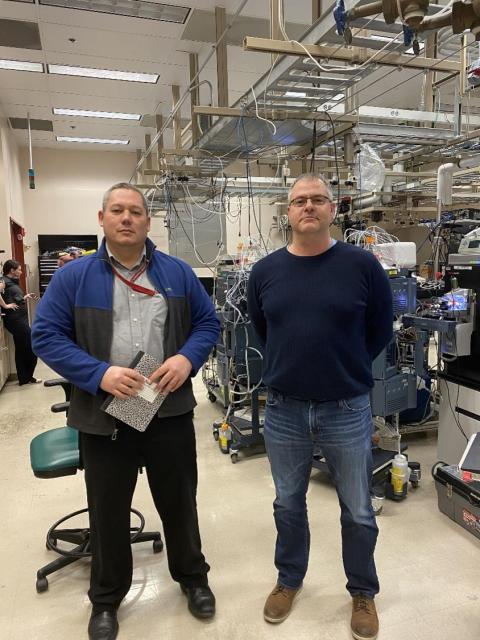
[100,351,167,431]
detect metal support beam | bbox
[194,103,480,129]
[454,85,462,137]
[460,33,467,98]
[160,147,218,158]
[143,166,217,177]
[144,134,152,172]
[171,84,182,150]
[270,0,283,65]
[215,7,229,107]
[423,33,435,117]
[312,0,322,22]
[295,122,354,157]
[343,87,356,165]
[433,71,456,90]
[189,53,200,145]
[155,114,164,168]
[193,104,357,123]
[243,36,462,73]
[136,149,143,183]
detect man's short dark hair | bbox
[3,259,20,276]
[288,173,333,202]
[102,182,149,215]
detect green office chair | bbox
[30,378,163,594]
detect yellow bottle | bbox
[391,454,409,496]
[218,422,231,454]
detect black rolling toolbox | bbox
[434,464,480,540]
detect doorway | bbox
[9,218,26,292]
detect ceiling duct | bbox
[196,1,465,163]
[181,10,307,46]
[38,1,191,24]
[9,118,53,132]
[0,19,42,50]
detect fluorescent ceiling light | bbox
[0,59,43,73]
[332,93,345,101]
[48,64,158,83]
[53,108,141,120]
[285,91,307,98]
[56,136,129,145]
[39,0,190,23]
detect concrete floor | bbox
[1,361,479,640]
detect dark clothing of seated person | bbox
[2,259,40,385]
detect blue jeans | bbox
[264,389,379,598]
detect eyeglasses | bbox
[289,196,332,207]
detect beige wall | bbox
[17,146,283,282]
[18,146,170,292]
[0,116,24,266]
[0,116,25,378]
[20,146,136,267]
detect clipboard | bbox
[100,351,167,431]
[459,432,480,473]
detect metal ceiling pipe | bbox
[437,162,456,205]
[381,175,395,203]
[352,194,381,209]
[451,0,480,39]
[347,0,430,28]
[434,161,455,274]
[400,0,431,27]
[351,175,399,210]
[390,124,480,165]
[417,10,453,31]
[347,1,384,20]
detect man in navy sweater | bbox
[247,173,392,640]
[32,183,220,640]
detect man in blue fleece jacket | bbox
[247,173,392,640]
[32,183,220,640]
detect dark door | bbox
[10,218,26,292]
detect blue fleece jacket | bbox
[32,239,220,432]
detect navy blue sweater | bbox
[247,242,393,401]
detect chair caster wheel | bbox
[153,539,164,554]
[213,430,219,441]
[230,453,238,464]
[36,577,48,593]
[208,392,217,403]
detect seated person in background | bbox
[2,260,41,385]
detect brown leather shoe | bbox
[263,584,301,623]
[351,595,379,640]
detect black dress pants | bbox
[3,314,37,384]
[80,411,210,611]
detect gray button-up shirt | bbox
[107,245,168,367]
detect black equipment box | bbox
[434,464,480,540]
